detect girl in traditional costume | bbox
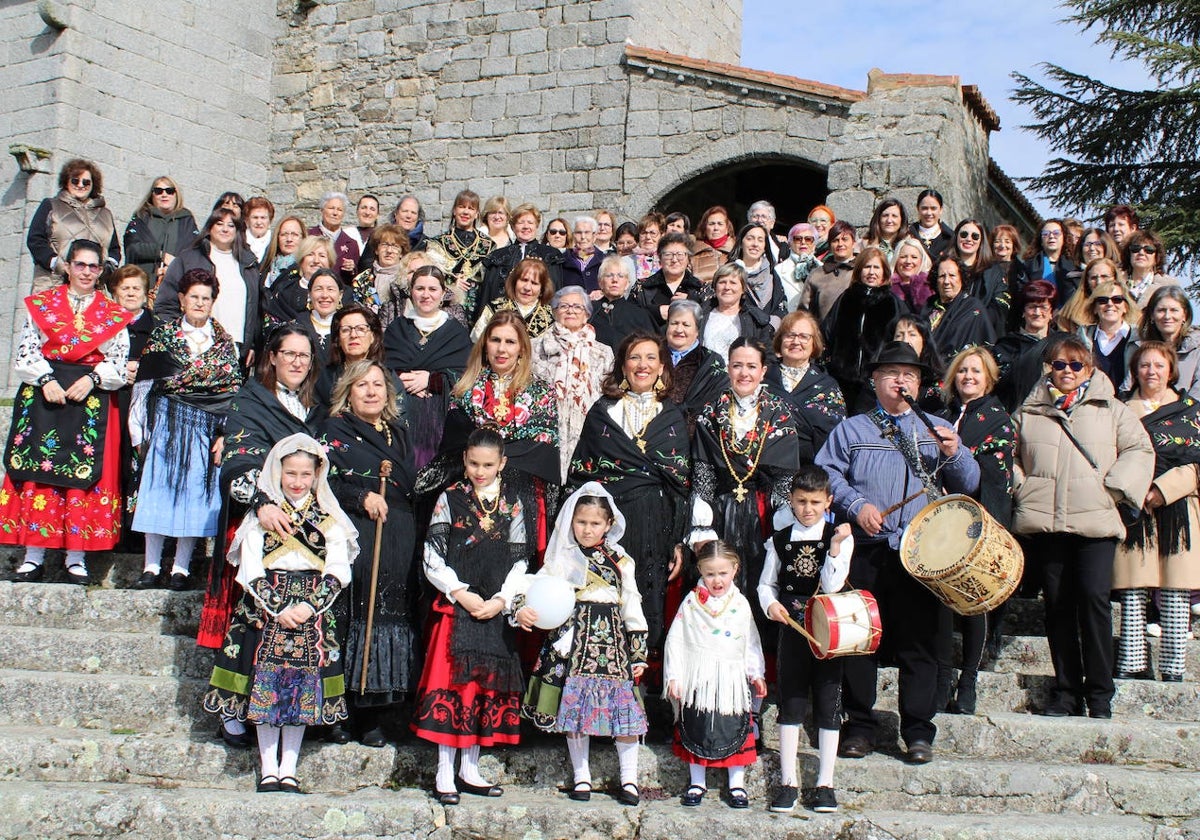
[665,540,766,809]
[412,426,531,805]
[202,434,357,794]
[520,483,648,806]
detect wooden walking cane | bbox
[359,460,392,695]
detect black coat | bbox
[1022,254,1079,310]
[476,241,564,321]
[560,249,607,295]
[636,270,710,330]
[590,296,657,348]
[922,293,996,365]
[154,239,261,353]
[909,221,955,261]
[821,282,907,402]
[124,208,199,280]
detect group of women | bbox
[6,163,1197,753]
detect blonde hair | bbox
[329,359,398,422]
[295,235,336,277]
[942,346,1000,404]
[695,538,741,570]
[452,310,534,399]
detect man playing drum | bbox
[815,341,979,764]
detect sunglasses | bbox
[958,231,981,241]
[1050,360,1085,372]
[1129,245,1158,255]
[70,260,102,272]
[547,229,567,236]
[793,235,815,243]
[70,177,93,188]
[1093,295,1126,306]
[151,186,177,196]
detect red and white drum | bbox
[804,589,882,660]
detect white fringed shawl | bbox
[663,584,764,715]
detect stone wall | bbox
[0,0,280,392]
[630,0,741,66]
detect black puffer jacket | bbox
[123,208,200,279]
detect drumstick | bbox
[879,490,927,519]
[782,613,820,647]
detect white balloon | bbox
[525,574,576,630]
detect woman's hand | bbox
[125,361,139,386]
[1144,486,1166,511]
[41,380,67,405]
[276,602,314,629]
[632,663,647,680]
[364,491,388,522]
[750,677,767,699]
[64,375,95,402]
[515,606,538,630]
[211,436,225,466]
[667,544,684,581]
[400,370,431,395]
[257,503,294,536]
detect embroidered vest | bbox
[771,521,836,619]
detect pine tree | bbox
[1011,0,1200,271]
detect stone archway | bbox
[654,157,828,236]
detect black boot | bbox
[949,671,977,714]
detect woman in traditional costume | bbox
[2,239,132,584]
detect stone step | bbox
[0,779,1189,840]
[990,633,1200,677]
[1,545,213,590]
[0,725,1196,819]
[0,580,203,635]
[0,626,214,680]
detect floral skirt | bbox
[203,569,347,727]
[522,601,647,737]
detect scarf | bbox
[670,340,700,367]
[666,583,756,714]
[1049,378,1090,414]
[789,252,820,283]
[372,261,402,304]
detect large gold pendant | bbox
[480,514,494,532]
[733,484,748,503]
[636,438,646,453]
[494,395,510,422]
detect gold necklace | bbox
[416,326,435,347]
[372,419,393,447]
[718,421,768,503]
[695,588,734,618]
[621,392,656,453]
[477,489,500,532]
[491,374,513,422]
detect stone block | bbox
[576,21,608,46]
[495,75,530,94]
[442,59,482,83]
[451,40,489,60]
[625,136,663,159]
[435,98,472,122]
[416,49,451,73]
[658,109,692,135]
[516,53,550,75]
[547,25,577,50]
[427,19,467,39]
[539,87,574,115]
[466,17,497,36]
[506,91,543,118]
[495,10,540,32]
[550,110,598,130]
[862,158,889,191]
[509,28,547,55]
[462,119,494,138]
[826,160,861,191]
[483,0,517,11]
[662,134,698,155]
[357,30,386,57]
[827,188,875,227]
[563,3,591,23]
[480,56,516,77]
[626,110,659,137]
[588,168,622,191]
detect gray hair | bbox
[319,191,350,211]
[747,200,776,224]
[552,284,592,316]
[598,254,630,289]
[391,194,423,222]
[668,298,704,326]
[573,215,598,233]
[713,261,747,289]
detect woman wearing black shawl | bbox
[922,256,996,365]
[765,310,846,462]
[383,265,472,470]
[322,360,421,746]
[568,333,692,655]
[1114,341,1200,683]
[663,299,728,436]
[935,347,1016,714]
[130,269,241,590]
[692,337,799,642]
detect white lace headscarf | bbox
[540,481,630,587]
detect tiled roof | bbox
[988,157,1042,227]
[624,45,866,104]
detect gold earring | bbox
[620,377,630,390]
[654,375,665,392]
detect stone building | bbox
[0,0,1036,391]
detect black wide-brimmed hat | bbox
[865,340,931,374]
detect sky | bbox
[741,1,1156,222]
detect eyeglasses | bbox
[338,325,371,336]
[661,252,689,261]
[1082,240,1105,251]
[70,177,92,189]
[1129,244,1158,255]
[151,186,177,196]
[1093,296,1126,306]
[547,229,567,236]
[277,350,313,364]
[808,217,830,226]
[600,272,627,280]
[378,243,402,252]
[71,261,102,272]
[792,236,815,243]
[556,303,587,313]
[1050,360,1085,372]
[877,370,920,383]
[1024,302,1052,312]
[781,332,814,343]
[1040,230,1062,239]
[958,231,981,241]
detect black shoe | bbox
[325,724,352,744]
[132,571,160,590]
[949,682,977,715]
[1161,673,1184,683]
[616,783,640,806]
[838,735,872,759]
[681,785,706,806]
[809,786,839,814]
[727,787,749,809]
[905,740,934,764]
[64,565,88,586]
[167,572,190,591]
[1040,698,1081,717]
[1087,705,1112,720]
[457,777,502,797]
[256,774,281,793]
[217,723,254,749]
[1114,668,1153,680]
[567,782,591,802]
[768,785,797,813]
[12,563,44,583]
[435,789,460,805]
[359,726,387,748]
[278,775,303,794]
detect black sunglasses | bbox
[958,231,981,241]
[547,228,567,236]
[1050,360,1085,372]
[1129,245,1158,255]
[1093,296,1126,306]
[152,186,177,196]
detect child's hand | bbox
[750,677,767,699]
[632,664,646,680]
[276,603,314,629]
[666,679,681,701]
[668,544,684,582]
[830,522,852,555]
[453,589,485,613]
[515,607,538,630]
[470,597,503,621]
[768,602,790,624]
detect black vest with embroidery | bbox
[771,521,836,619]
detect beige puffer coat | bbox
[1012,371,1154,539]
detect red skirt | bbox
[410,598,521,748]
[0,400,121,551]
[673,726,757,768]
